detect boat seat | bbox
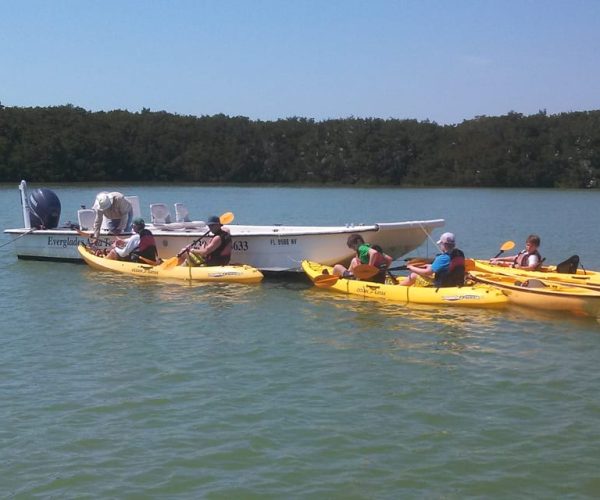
[125,195,141,218]
[77,209,96,231]
[150,203,172,224]
[174,203,191,222]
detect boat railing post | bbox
[19,180,31,229]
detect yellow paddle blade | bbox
[159,256,180,269]
[314,274,340,287]
[500,240,515,251]
[219,212,234,224]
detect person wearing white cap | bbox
[92,191,133,239]
[398,232,466,287]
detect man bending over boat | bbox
[178,215,232,267]
[106,218,159,264]
[399,232,465,287]
[489,234,542,271]
[332,234,392,283]
[92,191,133,239]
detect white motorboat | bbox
[4,181,445,272]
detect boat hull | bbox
[78,245,263,283]
[467,259,600,289]
[470,271,600,317]
[5,220,445,272]
[302,261,508,307]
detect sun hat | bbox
[94,192,111,211]
[437,232,456,245]
[207,215,221,225]
[132,217,145,227]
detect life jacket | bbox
[205,228,232,265]
[130,229,158,262]
[358,243,387,283]
[434,248,465,287]
[514,249,542,269]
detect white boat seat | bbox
[125,195,141,218]
[174,203,191,222]
[77,209,96,231]
[150,203,172,224]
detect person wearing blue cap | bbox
[180,215,232,267]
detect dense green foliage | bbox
[1,104,599,187]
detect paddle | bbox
[160,211,235,269]
[493,240,515,258]
[314,274,341,287]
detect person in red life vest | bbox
[179,215,232,267]
[489,234,542,271]
[332,233,393,283]
[398,232,466,287]
[106,217,159,264]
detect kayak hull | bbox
[78,245,263,283]
[470,271,600,318]
[302,260,508,308]
[467,259,600,289]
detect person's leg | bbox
[397,272,417,286]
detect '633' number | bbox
[232,240,248,251]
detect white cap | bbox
[93,192,111,210]
[437,232,456,246]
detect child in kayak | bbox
[490,234,542,271]
[332,234,392,283]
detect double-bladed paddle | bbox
[494,240,515,258]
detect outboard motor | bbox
[28,188,61,229]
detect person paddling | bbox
[490,234,542,271]
[178,215,232,267]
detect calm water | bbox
[1,184,600,498]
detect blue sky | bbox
[2,0,599,124]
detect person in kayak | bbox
[179,215,232,267]
[398,232,465,287]
[106,218,159,264]
[92,191,133,239]
[332,233,393,283]
[490,234,542,270]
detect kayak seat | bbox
[556,255,579,274]
[520,279,547,288]
[150,203,172,224]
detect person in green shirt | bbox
[332,233,392,283]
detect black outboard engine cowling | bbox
[28,188,61,229]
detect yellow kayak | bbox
[302,260,508,308]
[78,244,263,283]
[469,270,600,318]
[466,259,600,290]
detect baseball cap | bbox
[437,232,456,245]
[94,192,111,210]
[207,215,221,225]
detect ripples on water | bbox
[2,187,600,497]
